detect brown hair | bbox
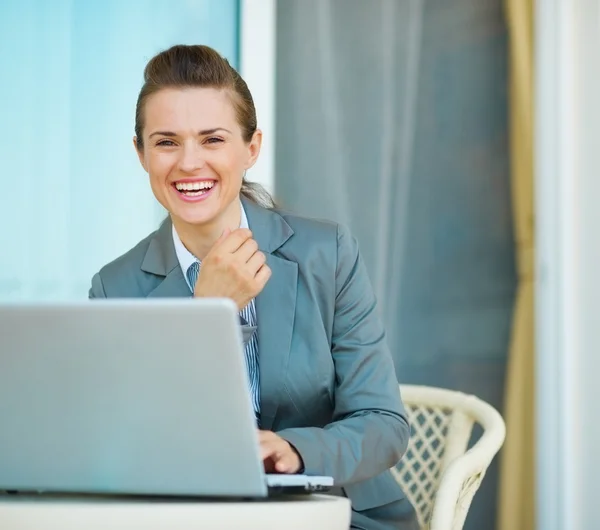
[135,44,274,208]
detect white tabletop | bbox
[0,493,351,530]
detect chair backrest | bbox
[390,385,506,529]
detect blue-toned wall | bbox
[0,0,238,300]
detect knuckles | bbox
[247,239,259,253]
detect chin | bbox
[164,191,238,228]
[173,209,219,226]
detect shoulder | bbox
[90,229,159,297]
[271,207,358,274]
[274,207,356,258]
[101,230,156,277]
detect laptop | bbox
[0,299,333,497]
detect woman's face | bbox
[136,87,261,227]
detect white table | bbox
[0,493,351,530]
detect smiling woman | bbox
[136,86,261,253]
[89,44,418,530]
[131,46,272,260]
[141,90,257,220]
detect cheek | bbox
[221,164,244,192]
[147,152,175,179]
[217,149,248,179]
[210,155,241,182]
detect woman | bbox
[89,44,418,530]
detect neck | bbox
[172,199,242,260]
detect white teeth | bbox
[175,181,214,191]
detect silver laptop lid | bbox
[0,299,268,497]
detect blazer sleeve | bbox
[277,224,410,486]
[88,273,107,298]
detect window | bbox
[0,0,238,300]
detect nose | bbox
[178,142,205,173]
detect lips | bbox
[172,179,217,202]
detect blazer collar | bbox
[140,216,179,277]
[241,197,294,254]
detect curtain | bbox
[274,2,515,529]
[0,0,238,301]
[497,0,535,529]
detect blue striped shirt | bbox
[172,204,261,419]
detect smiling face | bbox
[135,87,261,230]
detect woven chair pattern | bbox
[391,385,506,530]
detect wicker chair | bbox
[390,385,506,530]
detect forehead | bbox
[144,87,238,132]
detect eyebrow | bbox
[148,128,232,138]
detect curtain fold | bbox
[498,0,535,529]
[275,2,514,527]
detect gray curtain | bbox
[274,1,515,529]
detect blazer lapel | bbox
[243,199,297,431]
[146,266,191,298]
[141,217,191,298]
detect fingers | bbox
[257,430,300,474]
[195,227,270,307]
[254,264,272,288]
[260,441,294,473]
[260,439,279,461]
[274,453,299,474]
[226,234,269,285]
[216,228,253,254]
[217,227,231,243]
[235,238,259,263]
[245,250,266,275]
[259,431,281,462]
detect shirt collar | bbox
[172,201,250,291]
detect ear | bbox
[133,136,148,173]
[244,129,263,170]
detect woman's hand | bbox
[194,228,271,310]
[259,430,303,474]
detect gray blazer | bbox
[89,199,417,529]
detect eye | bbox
[156,139,176,147]
[205,137,224,145]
